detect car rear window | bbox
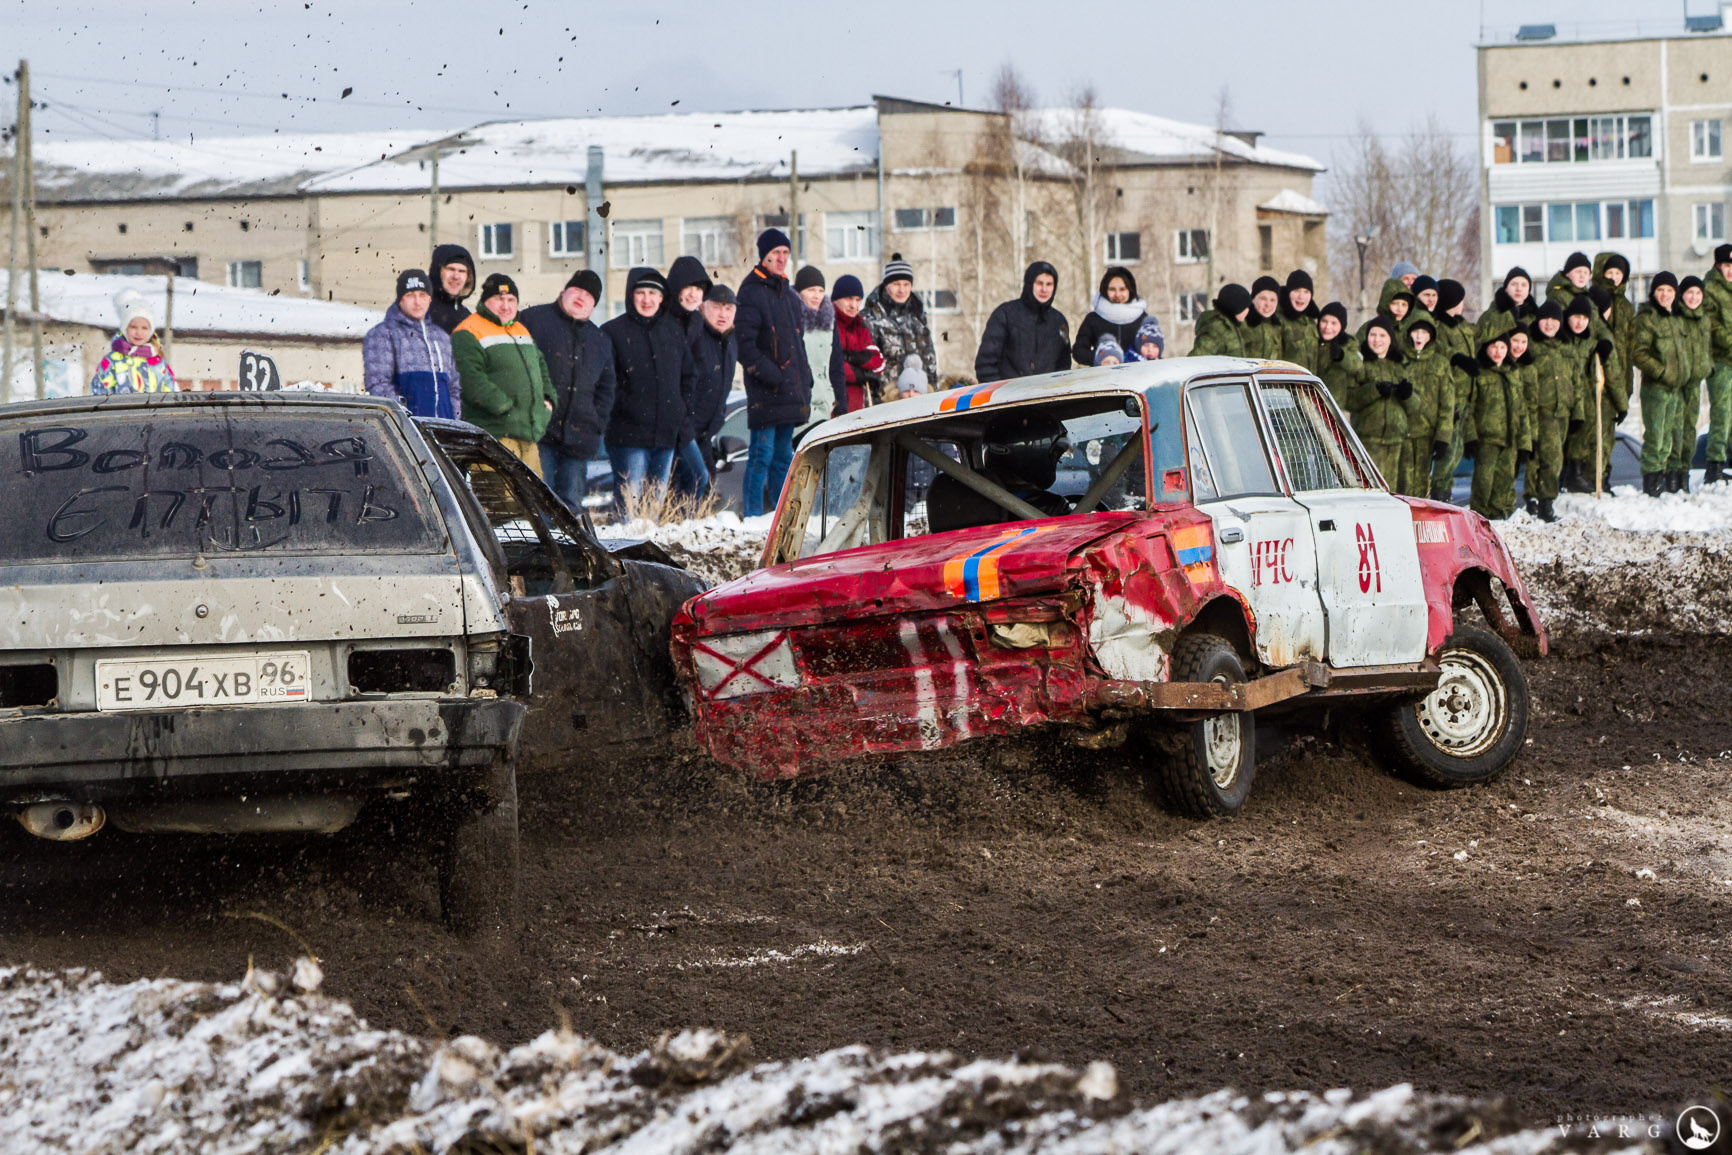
[4,409,446,563]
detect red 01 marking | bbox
[1355,523,1382,593]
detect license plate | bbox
[95,652,313,711]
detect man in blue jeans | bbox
[735,228,814,517]
[521,269,615,512]
[601,266,697,514]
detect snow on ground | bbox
[1499,484,1732,636]
[603,511,774,587]
[0,963,1649,1154]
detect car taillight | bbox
[690,630,801,699]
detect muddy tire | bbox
[1150,633,1257,819]
[1377,625,1529,788]
[438,758,521,945]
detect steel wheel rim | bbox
[1415,648,1507,759]
[1203,675,1243,787]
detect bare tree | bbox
[988,63,1038,279]
[1327,117,1480,321]
[1046,85,1116,320]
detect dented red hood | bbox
[682,512,1145,634]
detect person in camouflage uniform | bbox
[1461,330,1531,520]
[1396,318,1456,498]
[1676,276,1713,483]
[1522,301,1587,521]
[1632,272,1691,495]
[1189,284,1251,357]
[1358,284,1416,346]
[1547,253,1615,490]
[1277,270,1322,370]
[1593,252,1639,418]
[1429,279,1477,500]
[1703,243,1732,485]
[1315,302,1362,410]
[1478,267,1539,347]
[1545,252,1595,312]
[1344,316,1410,488]
[1242,276,1284,360]
[1563,293,1625,491]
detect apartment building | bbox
[9,97,1325,370]
[1477,12,1732,299]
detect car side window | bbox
[1256,377,1372,491]
[1184,382,1280,500]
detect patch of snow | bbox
[0,963,1632,1153]
[1259,189,1330,216]
[1027,107,1324,172]
[0,271,378,339]
[600,511,773,586]
[668,940,865,971]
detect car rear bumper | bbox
[0,697,525,796]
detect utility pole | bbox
[788,150,800,265]
[2,60,22,402]
[151,110,160,141]
[585,145,605,313]
[163,271,174,366]
[429,150,439,245]
[22,59,41,399]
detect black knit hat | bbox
[395,268,431,300]
[1716,243,1732,264]
[1407,315,1437,339]
[881,252,914,286]
[1502,266,1532,289]
[1651,270,1679,292]
[1319,301,1348,326]
[833,274,864,300]
[1535,300,1563,323]
[564,268,603,302]
[1681,274,1705,294]
[756,228,792,259]
[1563,251,1592,274]
[794,265,825,292]
[1362,315,1397,350]
[1410,274,1438,296]
[1588,286,1612,311]
[479,273,519,301]
[1251,275,1282,297]
[629,267,668,295]
[1603,253,1630,277]
[1284,269,1314,293]
[1213,283,1252,317]
[1436,279,1467,312]
[1564,294,1595,320]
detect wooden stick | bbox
[1594,353,1605,500]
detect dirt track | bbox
[3,631,1729,1129]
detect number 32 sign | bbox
[238,350,282,392]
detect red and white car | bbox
[670,358,1546,817]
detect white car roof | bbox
[805,356,1306,446]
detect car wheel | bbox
[1150,632,1257,819]
[438,756,521,945]
[1377,624,1529,788]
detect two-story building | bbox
[1478,13,1732,299]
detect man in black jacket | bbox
[428,244,477,334]
[975,261,1068,383]
[734,228,813,516]
[601,266,698,513]
[673,283,740,499]
[521,269,616,513]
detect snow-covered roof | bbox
[1258,189,1329,215]
[307,107,882,193]
[1026,108,1323,172]
[34,129,456,202]
[0,272,377,339]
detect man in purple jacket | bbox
[363,269,461,419]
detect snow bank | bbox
[0,963,1624,1154]
[1500,485,1732,636]
[0,270,379,339]
[602,511,774,587]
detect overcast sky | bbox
[6,0,1709,170]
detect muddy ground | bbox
[2,630,1728,1132]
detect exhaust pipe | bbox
[16,801,106,841]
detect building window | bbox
[1692,119,1723,162]
[1257,225,1273,270]
[1174,228,1209,263]
[825,210,880,262]
[681,216,738,266]
[1176,291,1209,324]
[1495,200,1649,244]
[1105,230,1141,263]
[1696,202,1727,242]
[176,257,198,279]
[1604,199,1655,239]
[1498,114,1652,164]
[549,220,587,257]
[892,207,956,231]
[915,289,959,313]
[610,219,665,269]
[297,259,310,292]
[226,260,262,289]
[479,223,514,260]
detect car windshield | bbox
[2,409,446,564]
[777,394,1162,562]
